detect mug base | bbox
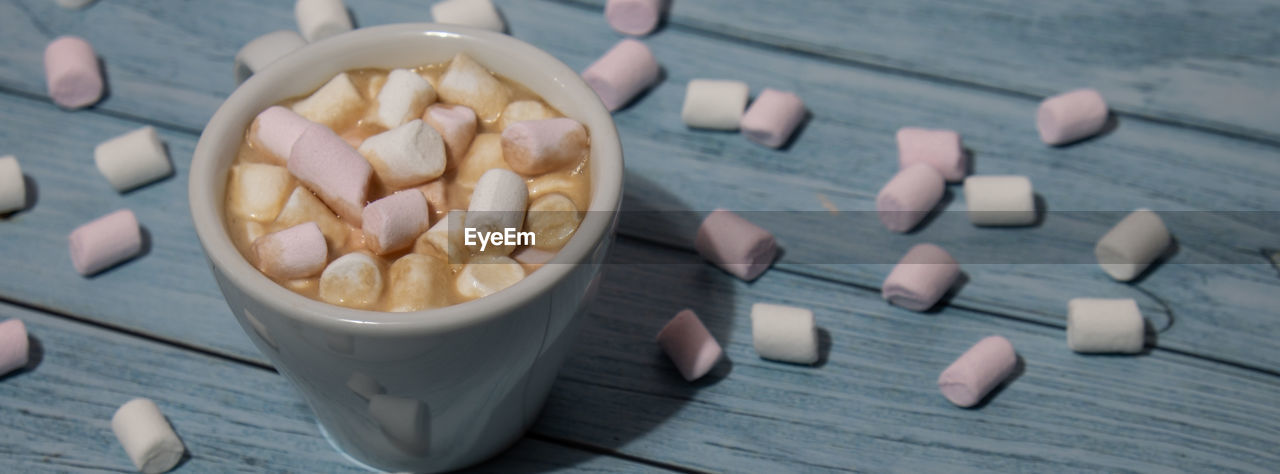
[317,420,389,473]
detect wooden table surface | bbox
[2,0,1279,472]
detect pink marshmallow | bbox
[876,163,945,233]
[582,39,660,112]
[513,246,556,268]
[43,36,104,109]
[1037,89,1109,146]
[69,209,142,276]
[881,243,960,311]
[253,106,313,164]
[252,222,328,279]
[288,124,372,225]
[938,335,1018,408]
[656,309,723,381]
[362,190,430,255]
[740,89,806,148]
[695,209,777,281]
[0,319,29,376]
[424,104,477,166]
[605,0,663,36]
[501,118,589,175]
[897,127,966,182]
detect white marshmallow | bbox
[438,53,511,123]
[525,193,581,250]
[456,255,526,299]
[528,173,590,210]
[234,30,307,84]
[750,303,819,364]
[274,186,348,252]
[291,72,364,129]
[498,100,555,130]
[416,210,468,268]
[358,120,447,189]
[374,69,437,129]
[368,395,430,453]
[431,0,506,32]
[1095,209,1171,281]
[346,372,384,400]
[963,175,1037,226]
[227,163,294,222]
[319,252,384,309]
[455,133,512,192]
[0,156,26,214]
[681,79,750,130]
[465,169,528,255]
[111,398,185,474]
[1067,298,1145,354]
[295,0,352,42]
[94,126,172,192]
[387,253,451,312]
[236,220,267,248]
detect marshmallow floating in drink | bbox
[253,222,328,280]
[358,119,447,189]
[438,53,511,123]
[291,72,364,129]
[288,123,372,225]
[424,104,478,166]
[373,69,437,129]
[501,118,589,175]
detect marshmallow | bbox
[368,395,430,454]
[56,0,97,9]
[95,126,172,192]
[1067,298,1145,354]
[386,253,450,312]
[291,72,364,129]
[465,169,528,255]
[0,319,29,376]
[346,372,384,400]
[528,173,590,210]
[750,303,819,365]
[415,210,468,267]
[963,175,1036,226]
[455,133,512,191]
[374,69,437,129]
[288,124,372,225]
[111,398,185,474]
[938,336,1018,408]
[43,36,103,109]
[274,186,349,252]
[695,209,777,281]
[740,89,806,148]
[415,180,448,221]
[295,0,352,42]
[501,118,589,175]
[424,104,477,166]
[252,106,313,165]
[513,246,556,269]
[681,79,750,130]
[582,39,660,112]
[358,120,447,189]
[252,222,328,280]
[882,243,960,312]
[897,127,966,182]
[228,163,294,222]
[1095,209,1171,281]
[525,193,581,250]
[657,309,723,381]
[497,100,555,130]
[438,53,511,123]
[431,0,506,32]
[456,255,526,299]
[69,209,143,276]
[0,156,26,214]
[319,252,384,309]
[235,220,267,251]
[1037,89,1109,146]
[234,30,307,84]
[605,0,664,36]
[363,190,431,255]
[876,164,945,233]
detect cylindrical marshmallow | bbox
[456,255,526,299]
[881,243,960,312]
[69,209,143,276]
[657,309,723,381]
[424,104,478,165]
[234,30,307,84]
[291,72,365,128]
[253,222,328,280]
[319,252,383,309]
[525,193,582,250]
[252,106,313,164]
[363,190,431,255]
[431,0,506,32]
[357,119,447,188]
[43,36,104,109]
[1067,298,1145,354]
[497,100,555,130]
[227,163,294,222]
[695,209,777,281]
[500,118,589,175]
[111,398,185,474]
[0,319,29,376]
[465,169,528,254]
[876,163,945,233]
[56,0,98,9]
[606,0,664,36]
[681,79,749,130]
[94,126,172,192]
[386,253,450,312]
[295,0,352,42]
[288,123,372,225]
[1037,89,1109,146]
[937,335,1017,408]
[1094,209,1171,281]
[0,156,26,214]
[374,69,437,129]
[438,53,511,123]
[740,89,806,148]
[963,175,1036,226]
[897,127,967,182]
[582,39,660,112]
[750,303,818,365]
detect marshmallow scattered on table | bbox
[111,398,185,474]
[1094,208,1171,281]
[319,252,384,309]
[274,186,348,252]
[387,253,450,312]
[363,190,431,255]
[456,255,526,299]
[69,209,143,276]
[751,303,819,364]
[291,72,364,129]
[501,118,589,175]
[228,163,294,222]
[465,169,528,255]
[95,126,172,192]
[963,175,1037,226]
[681,79,750,130]
[295,0,352,42]
[605,0,664,36]
[253,222,328,280]
[897,127,967,182]
[0,319,29,376]
[43,36,103,109]
[695,209,777,281]
[431,0,506,32]
[525,193,581,250]
[424,104,477,166]
[657,309,723,381]
[498,100,555,130]
[0,156,26,214]
[881,243,960,312]
[374,69,437,129]
[937,335,1017,408]
[876,163,945,233]
[1037,89,1109,146]
[438,53,511,123]
[56,0,97,9]
[234,30,307,84]
[582,39,660,112]
[740,89,805,148]
[358,119,446,188]
[251,106,313,164]
[288,123,372,225]
[1067,298,1145,354]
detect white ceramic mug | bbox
[189,24,622,472]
